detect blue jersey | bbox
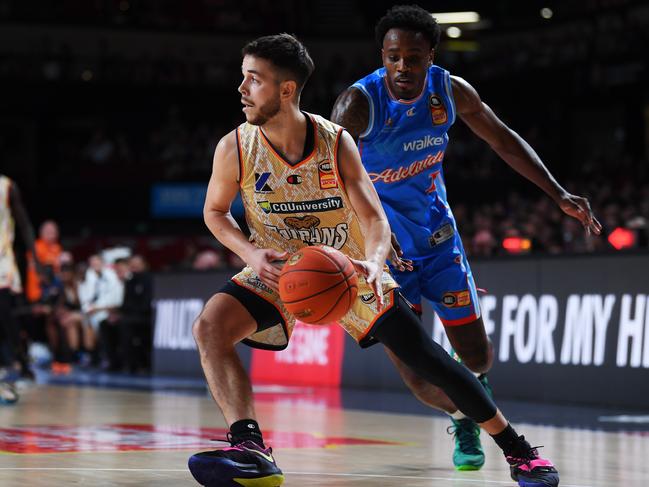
[352,65,457,260]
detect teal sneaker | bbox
[449,417,485,471]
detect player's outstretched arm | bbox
[203,131,287,289]
[337,130,391,306]
[331,87,370,142]
[452,75,602,235]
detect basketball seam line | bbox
[311,277,356,323]
[281,275,351,305]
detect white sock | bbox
[449,410,466,420]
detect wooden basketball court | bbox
[0,384,647,486]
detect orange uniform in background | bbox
[26,239,62,302]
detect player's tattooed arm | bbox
[331,87,369,142]
[452,75,601,235]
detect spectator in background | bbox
[26,220,63,304]
[100,255,152,373]
[192,249,224,270]
[78,254,124,367]
[51,263,83,373]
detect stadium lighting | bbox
[446,26,462,39]
[541,8,553,19]
[432,11,480,24]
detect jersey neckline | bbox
[382,71,428,105]
[258,112,318,169]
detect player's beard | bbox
[247,96,281,126]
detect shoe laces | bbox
[447,420,482,455]
[210,433,272,453]
[508,436,544,465]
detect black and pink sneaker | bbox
[188,438,284,487]
[506,436,559,487]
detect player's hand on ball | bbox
[247,248,289,291]
[558,193,602,235]
[388,232,413,272]
[350,259,384,311]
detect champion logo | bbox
[406,107,416,117]
[247,424,256,429]
[286,174,302,184]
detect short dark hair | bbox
[375,5,441,50]
[242,33,315,92]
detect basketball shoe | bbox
[448,374,492,470]
[0,382,19,405]
[188,437,284,487]
[506,436,559,487]
[449,417,484,470]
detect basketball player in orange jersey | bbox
[332,4,601,475]
[189,34,559,487]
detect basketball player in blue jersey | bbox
[332,4,601,474]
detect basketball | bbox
[279,246,359,325]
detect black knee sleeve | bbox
[372,295,497,423]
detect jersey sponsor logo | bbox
[254,172,274,193]
[318,160,333,173]
[266,218,349,249]
[245,276,274,295]
[367,151,444,184]
[442,290,471,308]
[402,134,445,152]
[429,94,448,125]
[318,159,337,189]
[319,173,338,189]
[257,197,343,214]
[286,174,302,184]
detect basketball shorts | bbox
[222,265,399,350]
[390,232,481,327]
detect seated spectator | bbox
[26,220,63,304]
[100,255,152,373]
[78,254,124,367]
[53,263,84,367]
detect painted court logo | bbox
[0,424,402,453]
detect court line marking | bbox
[0,467,594,487]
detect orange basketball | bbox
[279,246,358,325]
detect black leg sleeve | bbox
[372,295,498,423]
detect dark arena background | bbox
[1,1,648,486]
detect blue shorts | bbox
[390,233,481,326]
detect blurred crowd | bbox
[7,219,248,379]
